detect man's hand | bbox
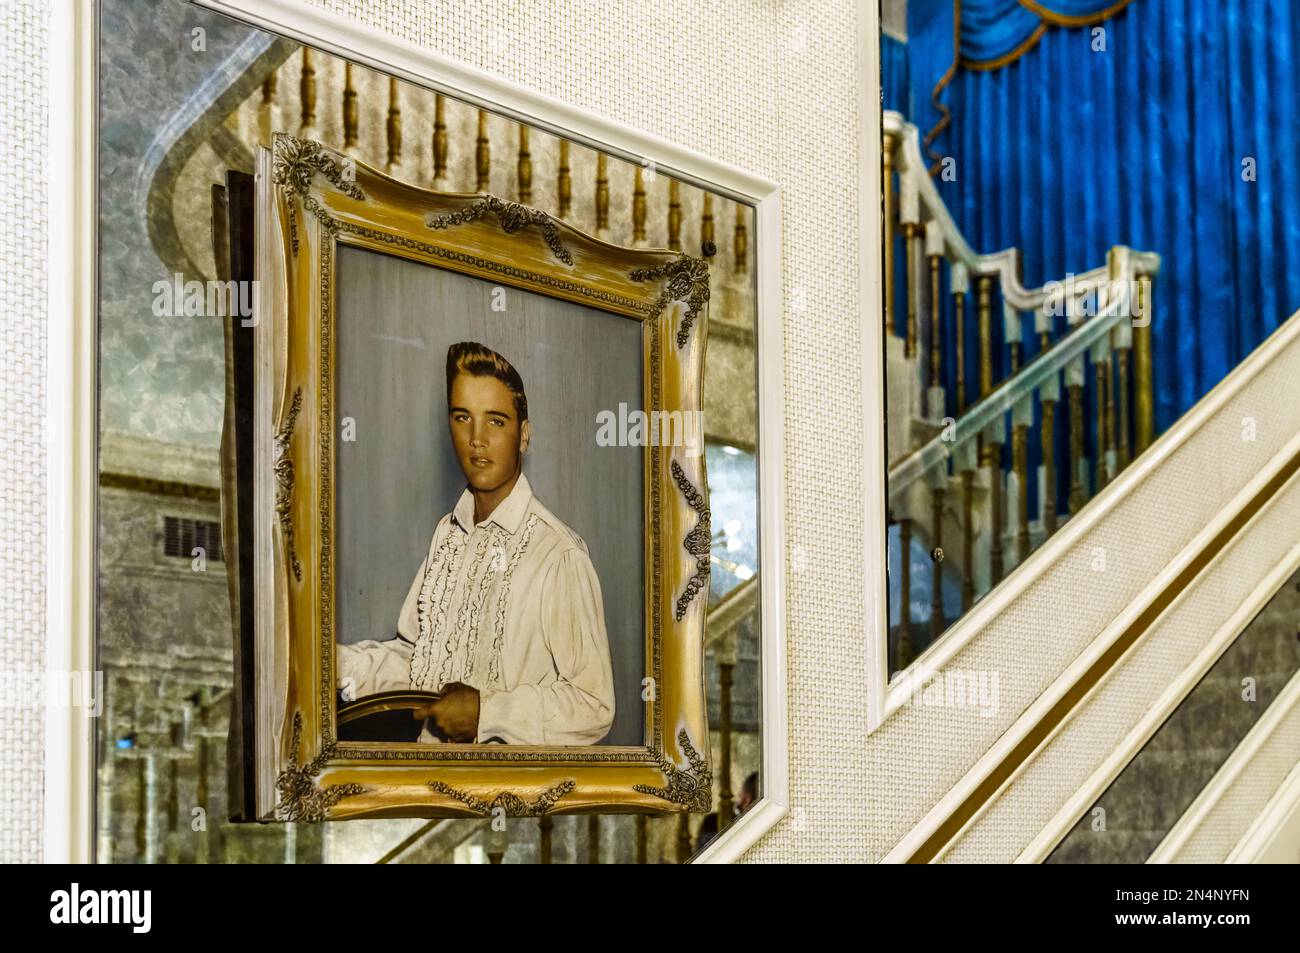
[413,682,480,742]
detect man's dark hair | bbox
[445,341,528,422]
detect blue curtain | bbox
[897,0,1300,439]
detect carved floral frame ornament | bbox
[254,134,712,821]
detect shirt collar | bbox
[451,472,533,535]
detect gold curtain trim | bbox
[924,0,963,176]
[1019,0,1133,29]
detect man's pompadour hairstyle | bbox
[445,341,528,422]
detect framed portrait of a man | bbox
[251,134,714,820]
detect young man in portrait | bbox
[336,341,616,745]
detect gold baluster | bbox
[667,179,682,252]
[954,288,967,413]
[1095,357,1110,489]
[897,517,913,668]
[903,224,921,359]
[385,77,401,174]
[1068,378,1087,513]
[977,277,994,397]
[1042,395,1058,535]
[930,485,946,640]
[595,152,609,235]
[258,71,277,144]
[718,660,734,828]
[734,202,748,275]
[557,139,571,219]
[432,93,448,186]
[700,193,715,254]
[632,165,647,244]
[516,125,532,204]
[1135,273,1155,453]
[342,63,358,151]
[475,109,490,193]
[883,132,896,338]
[1013,419,1030,563]
[929,254,943,390]
[1116,346,1131,470]
[1105,346,1118,474]
[299,47,316,136]
[987,438,1004,585]
[960,469,975,610]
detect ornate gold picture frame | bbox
[252,134,712,821]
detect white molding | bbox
[883,416,1300,863]
[194,0,788,861]
[46,0,98,864]
[1149,666,1300,863]
[1227,760,1300,863]
[1016,528,1300,863]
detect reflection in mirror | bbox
[879,1,1300,677]
[95,0,761,862]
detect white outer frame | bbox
[46,0,788,863]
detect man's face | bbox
[448,372,530,493]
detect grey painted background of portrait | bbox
[335,244,644,746]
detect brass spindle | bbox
[1135,273,1155,452]
[259,71,277,144]
[1068,381,1086,513]
[701,193,715,250]
[883,132,897,338]
[1009,341,1022,375]
[632,166,647,244]
[475,109,490,192]
[988,440,1004,584]
[432,94,448,184]
[978,277,993,397]
[904,224,921,359]
[1117,348,1131,469]
[667,179,682,251]
[587,816,599,864]
[538,814,553,864]
[1042,397,1058,534]
[1095,358,1110,490]
[557,139,571,218]
[342,63,358,150]
[897,517,913,668]
[929,254,943,390]
[595,152,609,234]
[930,486,945,640]
[1013,421,1030,562]
[1105,348,1118,474]
[718,661,734,828]
[385,77,401,172]
[733,203,748,275]
[516,125,532,204]
[954,288,967,413]
[299,47,316,134]
[960,470,975,610]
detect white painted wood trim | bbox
[883,422,1300,862]
[876,307,1300,733]
[1226,760,1300,864]
[1014,497,1300,862]
[194,0,789,860]
[1148,666,1300,863]
[45,0,98,865]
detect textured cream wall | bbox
[0,0,47,864]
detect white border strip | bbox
[1227,760,1300,863]
[1149,666,1300,863]
[189,0,787,862]
[46,0,98,864]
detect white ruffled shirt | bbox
[336,474,616,745]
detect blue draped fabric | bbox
[893,0,1300,488]
[881,32,912,115]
